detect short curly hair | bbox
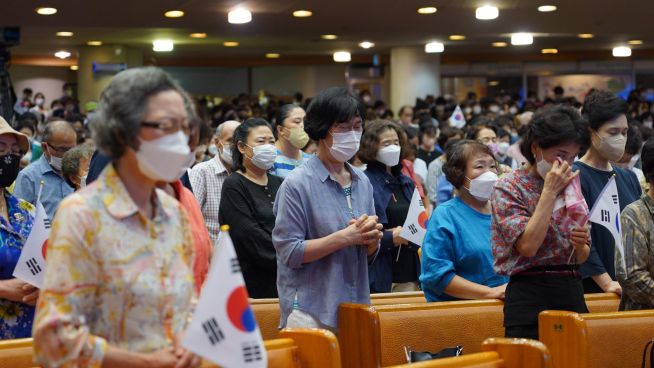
[443,140,496,190]
[305,87,366,141]
[62,145,94,187]
[357,119,410,165]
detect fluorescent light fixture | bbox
[152,39,174,52]
[189,33,207,39]
[228,8,252,24]
[87,41,103,46]
[54,50,71,59]
[293,10,312,17]
[164,10,184,18]
[333,51,351,62]
[36,7,57,15]
[265,53,281,59]
[70,65,78,71]
[578,33,594,39]
[613,46,631,57]
[476,6,499,20]
[449,35,466,41]
[492,41,508,47]
[511,32,533,45]
[628,40,643,45]
[56,31,73,37]
[425,41,444,53]
[537,5,557,12]
[417,7,437,14]
[223,41,239,47]
[359,41,375,49]
[541,48,558,54]
[321,34,338,40]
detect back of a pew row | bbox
[0,338,35,368]
[386,338,552,368]
[539,309,654,368]
[337,293,620,368]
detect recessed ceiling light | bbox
[541,48,558,54]
[449,35,466,41]
[70,65,78,71]
[56,31,73,37]
[492,41,508,47]
[54,50,71,59]
[333,51,351,62]
[223,41,239,47]
[578,33,594,39]
[425,41,444,53]
[152,39,174,52]
[266,53,281,59]
[511,33,533,45]
[87,41,103,46]
[489,80,500,86]
[164,10,184,18]
[36,7,57,15]
[293,10,312,17]
[359,41,375,49]
[613,46,631,57]
[537,5,557,12]
[417,7,437,14]
[189,33,207,39]
[321,34,338,40]
[476,6,499,20]
[628,40,643,45]
[228,8,252,24]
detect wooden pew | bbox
[385,338,552,368]
[584,293,620,313]
[0,338,36,368]
[539,310,654,368]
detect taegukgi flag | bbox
[182,225,267,368]
[449,105,467,129]
[13,201,50,288]
[399,188,429,246]
[588,175,625,271]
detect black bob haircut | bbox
[642,137,654,184]
[520,106,589,165]
[582,90,629,131]
[231,118,273,173]
[305,87,367,141]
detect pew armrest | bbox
[482,337,552,368]
[280,328,340,368]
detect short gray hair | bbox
[62,145,94,186]
[91,67,196,159]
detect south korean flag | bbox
[13,201,50,288]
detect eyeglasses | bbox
[141,118,190,136]
[45,143,74,154]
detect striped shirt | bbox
[270,149,312,179]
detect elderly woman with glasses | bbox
[273,87,383,332]
[33,67,201,368]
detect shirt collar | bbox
[212,156,229,175]
[34,154,56,175]
[309,155,362,183]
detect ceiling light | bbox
[537,5,557,12]
[164,10,184,18]
[359,41,375,49]
[492,41,508,47]
[321,34,338,40]
[449,35,466,41]
[541,48,558,54]
[628,40,643,45]
[70,65,78,71]
[36,7,57,15]
[333,51,351,62]
[476,6,499,20]
[266,53,281,59]
[223,41,239,47]
[613,46,631,57]
[578,33,594,39]
[489,80,500,86]
[425,41,444,53]
[511,33,533,45]
[293,10,312,17]
[87,41,103,46]
[417,7,437,14]
[152,39,174,52]
[56,31,73,37]
[54,50,71,59]
[228,8,252,24]
[189,33,207,39]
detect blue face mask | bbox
[510,134,519,144]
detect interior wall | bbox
[9,65,75,105]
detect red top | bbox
[172,180,212,293]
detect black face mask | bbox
[0,154,21,188]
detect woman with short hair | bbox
[61,145,94,190]
[271,104,311,178]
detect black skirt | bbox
[504,265,588,340]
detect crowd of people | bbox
[1,66,654,366]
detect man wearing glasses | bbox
[14,120,76,219]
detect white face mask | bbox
[136,130,191,182]
[498,142,510,156]
[208,144,218,157]
[535,149,553,179]
[376,144,401,167]
[509,107,518,115]
[329,130,362,162]
[80,175,87,188]
[218,143,233,166]
[248,143,277,170]
[354,164,367,171]
[463,107,472,115]
[466,171,499,202]
[472,105,482,115]
[48,154,63,171]
[489,105,500,113]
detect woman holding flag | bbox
[0,117,38,339]
[358,120,418,293]
[491,106,591,340]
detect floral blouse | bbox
[0,192,35,339]
[33,165,196,367]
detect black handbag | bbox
[404,345,463,362]
[642,339,654,368]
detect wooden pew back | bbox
[0,338,35,368]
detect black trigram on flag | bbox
[43,218,52,229]
[611,195,619,205]
[601,209,610,223]
[408,224,418,235]
[242,342,263,363]
[418,199,424,208]
[202,318,224,345]
[26,257,42,275]
[230,257,241,274]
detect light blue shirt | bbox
[420,197,508,302]
[272,155,377,329]
[270,149,312,179]
[13,155,74,220]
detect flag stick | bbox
[36,180,45,205]
[396,243,402,262]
